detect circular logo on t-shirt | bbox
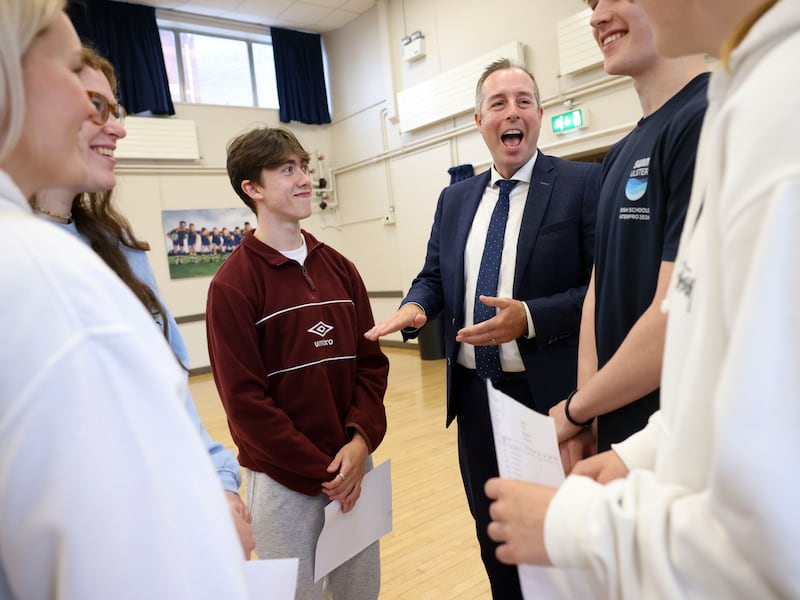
[625,177,648,201]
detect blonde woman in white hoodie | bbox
[0,2,250,598]
[485,1,800,598]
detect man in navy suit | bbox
[365,58,599,598]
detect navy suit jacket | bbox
[403,152,600,425]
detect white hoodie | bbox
[0,171,250,598]
[545,1,800,597]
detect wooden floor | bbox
[190,345,492,599]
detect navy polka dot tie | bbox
[474,179,518,380]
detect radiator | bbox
[115,116,200,161]
[557,9,603,76]
[396,41,525,133]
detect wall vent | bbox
[557,9,603,75]
[396,41,524,133]
[115,116,200,160]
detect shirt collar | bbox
[490,151,538,187]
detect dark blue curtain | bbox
[68,0,175,115]
[271,27,331,125]
[448,164,475,184]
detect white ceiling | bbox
[130,0,377,33]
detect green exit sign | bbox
[551,109,586,134]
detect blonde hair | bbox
[0,0,65,164]
[721,0,779,68]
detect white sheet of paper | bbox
[244,558,298,600]
[314,459,393,582]
[487,382,605,599]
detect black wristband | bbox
[564,390,594,428]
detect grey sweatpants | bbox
[245,462,380,600]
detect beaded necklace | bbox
[34,204,73,224]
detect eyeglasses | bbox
[87,90,126,126]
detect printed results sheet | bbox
[487,382,604,598]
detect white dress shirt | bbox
[457,153,538,372]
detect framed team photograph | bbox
[161,208,254,279]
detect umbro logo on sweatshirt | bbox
[308,321,334,337]
[308,321,335,347]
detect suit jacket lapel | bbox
[515,153,556,291]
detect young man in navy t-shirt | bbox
[549,0,710,465]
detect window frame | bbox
[156,11,276,109]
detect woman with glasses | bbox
[0,2,250,597]
[34,46,256,561]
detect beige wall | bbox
[114,0,651,369]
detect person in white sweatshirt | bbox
[484,0,800,597]
[0,2,250,598]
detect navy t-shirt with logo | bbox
[594,72,710,451]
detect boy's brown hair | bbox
[226,127,310,213]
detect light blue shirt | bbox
[60,221,241,494]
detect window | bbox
[158,20,279,109]
[253,43,279,109]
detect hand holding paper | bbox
[485,478,556,566]
[314,460,393,582]
[485,382,604,598]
